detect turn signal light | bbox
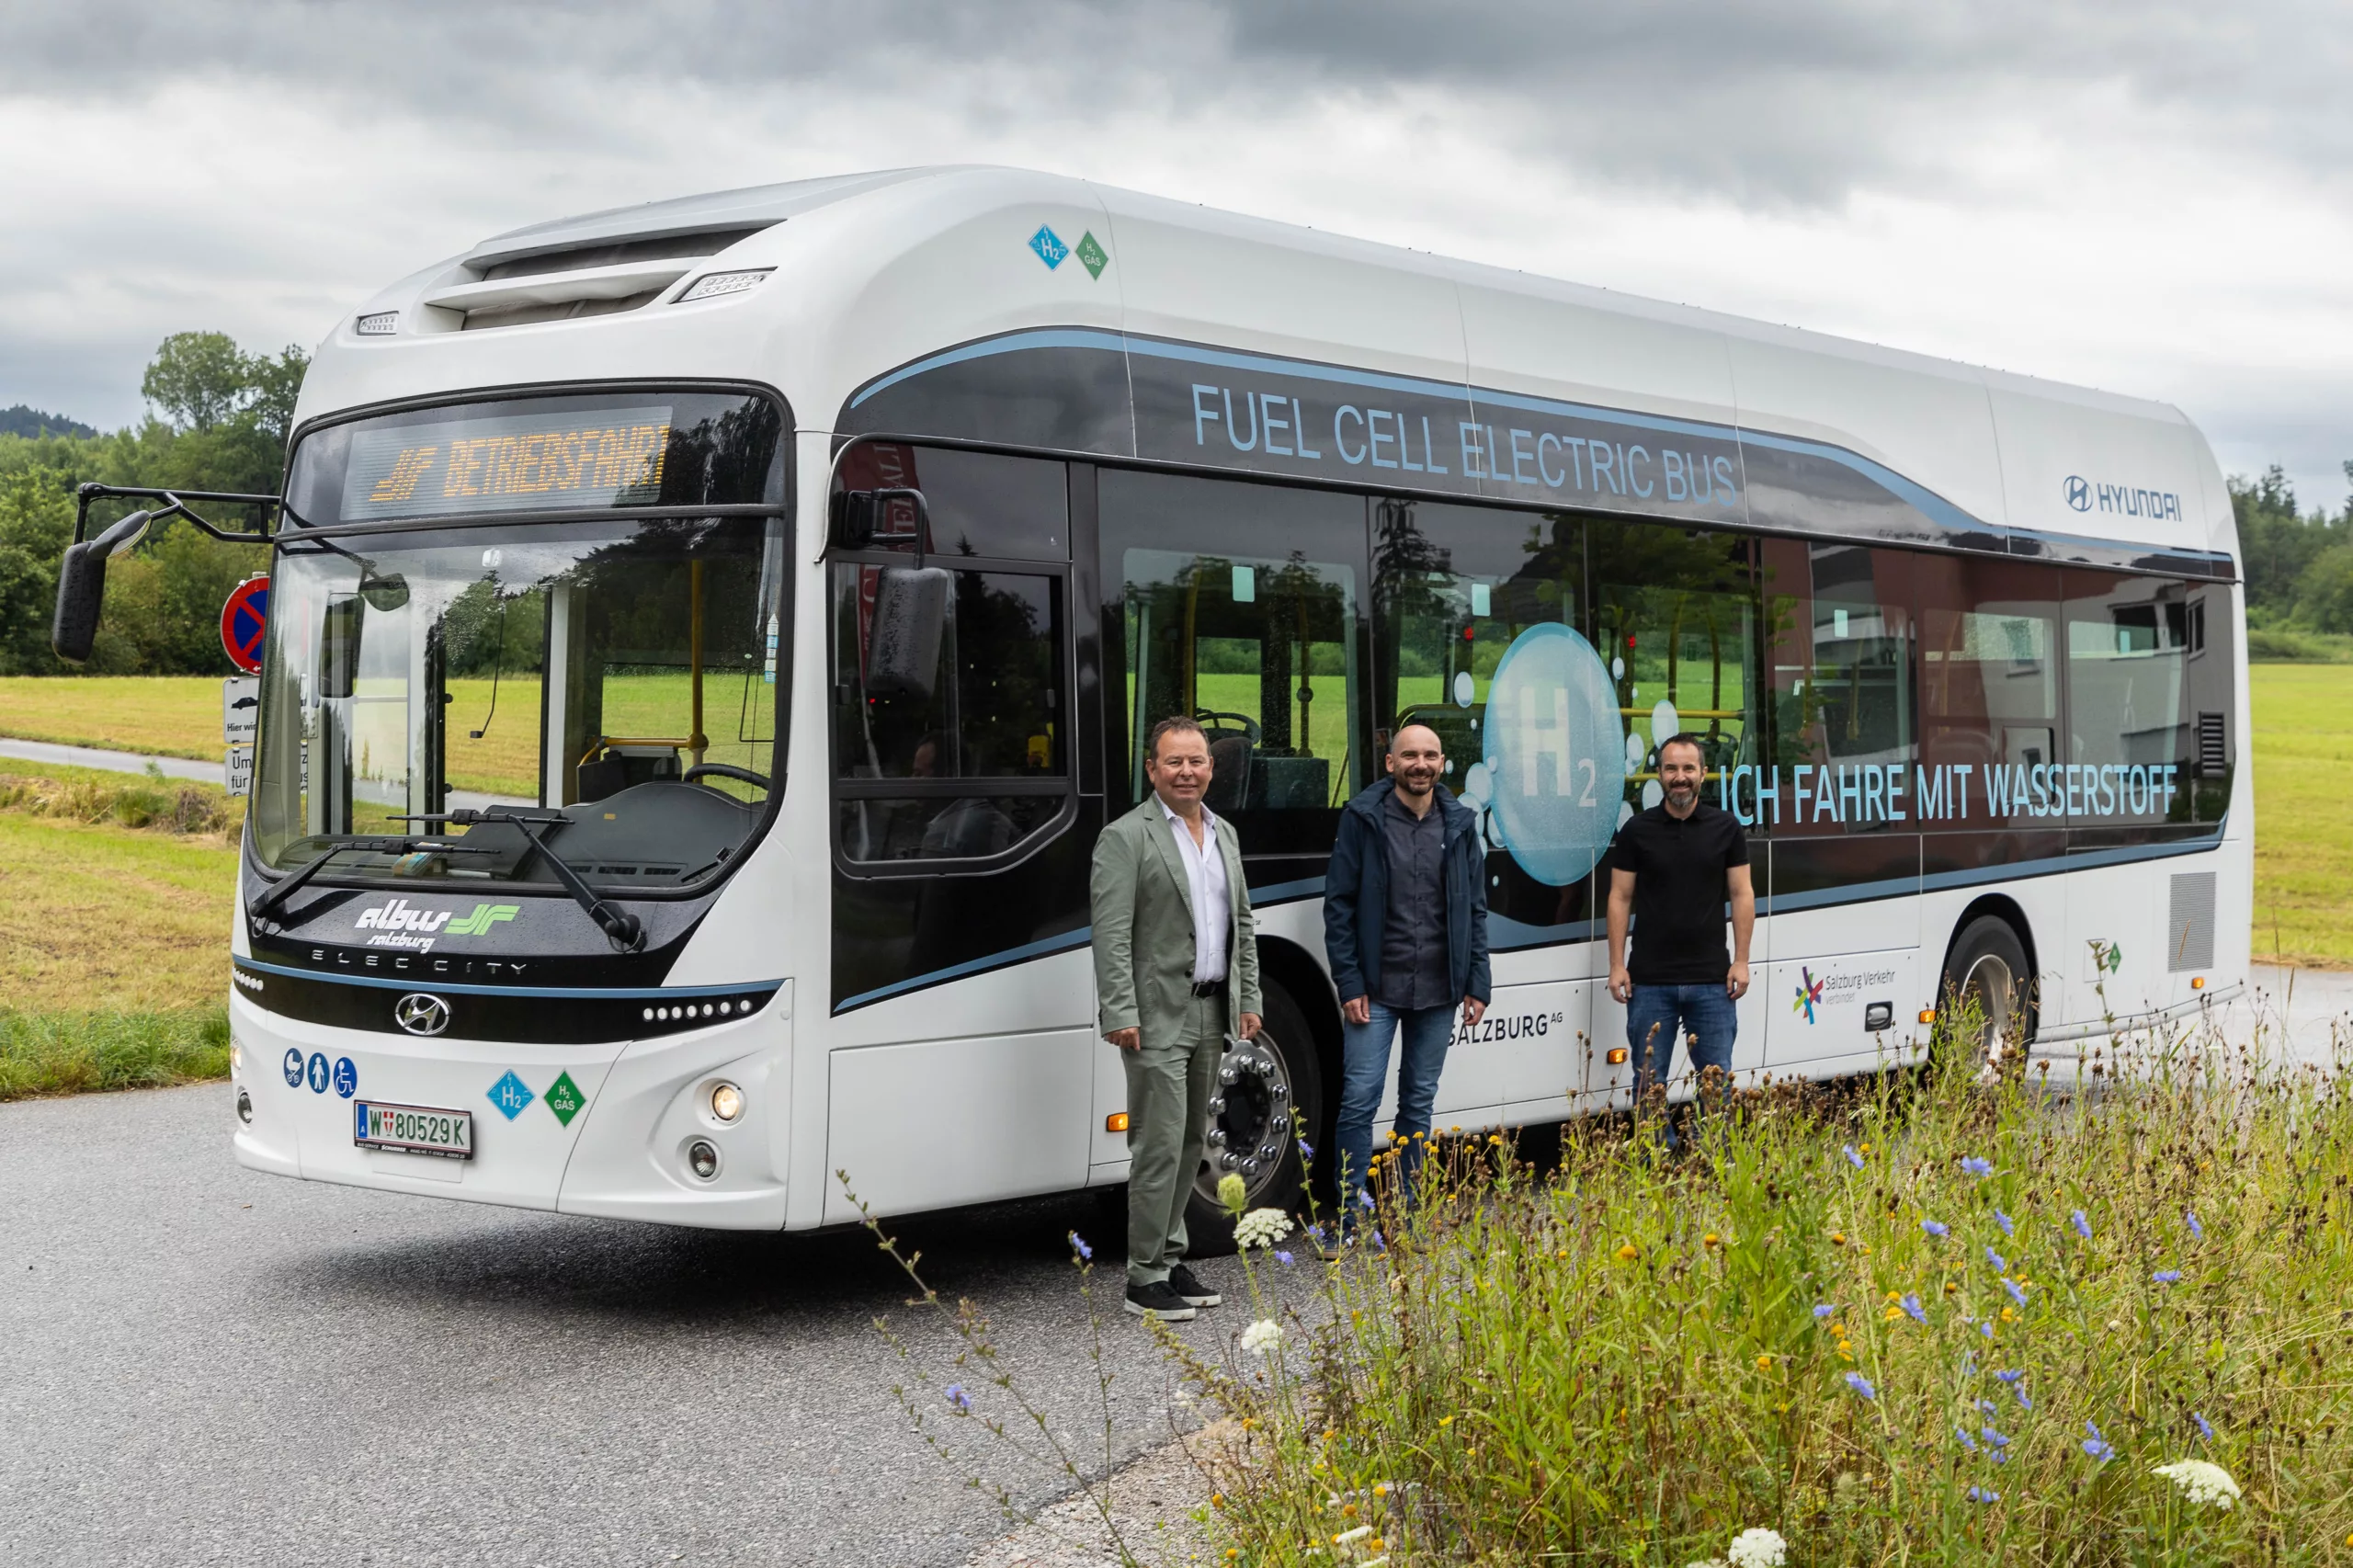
[1607,1048,1629,1065]
[1106,1112,1130,1132]
[1919,1009,1938,1025]
[2190,976,2207,990]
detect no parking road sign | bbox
[221,576,269,674]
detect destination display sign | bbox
[339,405,674,521]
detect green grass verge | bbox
[1176,1033,2353,1563]
[0,1007,229,1099]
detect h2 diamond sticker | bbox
[1074,231,1108,279]
[487,1069,534,1120]
[1029,224,1068,270]
[543,1071,585,1127]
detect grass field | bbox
[2245,665,2353,967]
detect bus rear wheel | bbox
[1182,980,1322,1256]
[1939,915,2035,1074]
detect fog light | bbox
[710,1083,744,1123]
[1106,1111,1129,1132]
[1607,1048,1629,1065]
[235,1088,254,1124]
[687,1139,721,1180]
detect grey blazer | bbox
[1089,798,1261,1045]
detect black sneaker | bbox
[1168,1263,1222,1307]
[1125,1279,1197,1321]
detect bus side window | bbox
[2063,572,2195,825]
[1760,539,1915,833]
[1915,558,2063,827]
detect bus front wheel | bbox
[1182,980,1323,1256]
[1939,915,2035,1074]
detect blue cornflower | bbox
[1923,1219,1949,1238]
[1845,1371,1876,1401]
[2083,1421,2115,1461]
[1844,1143,1865,1168]
[2014,1387,2033,1411]
[1069,1232,1093,1260]
[1981,1426,2010,1449]
[1994,1369,2023,1383]
[1961,1156,1994,1177]
[1370,1228,1386,1253]
[1979,1322,1995,1339]
[1967,1485,2001,1504]
[1986,1245,2007,1271]
[2194,1411,2215,1441]
[2186,1209,2204,1241]
[1813,1302,1836,1319]
[1955,1426,1978,1451]
[2072,1209,2093,1240]
[1995,1209,2016,1238]
[1977,1399,1997,1415]
[1901,1292,1927,1324]
[1358,1187,1377,1210]
[1307,1222,1327,1243]
[1297,1138,1314,1159]
[946,1383,972,1413]
[2003,1277,2029,1308]
[2153,1268,2183,1285]
[1275,1250,1295,1266]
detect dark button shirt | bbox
[1609,801,1749,985]
[1376,788,1450,1009]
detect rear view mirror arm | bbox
[73,483,279,547]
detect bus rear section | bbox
[226,388,801,1227]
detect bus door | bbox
[822,447,1097,1221]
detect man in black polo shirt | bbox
[1606,732,1754,1127]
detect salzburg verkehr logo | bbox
[1793,967,1825,1024]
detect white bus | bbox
[58,166,2249,1239]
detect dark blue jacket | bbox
[1324,779,1491,1006]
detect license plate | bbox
[354,1100,473,1159]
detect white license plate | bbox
[354,1100,473,1159]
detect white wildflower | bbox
[1233,1207,1295,1250]
[1727,1528,1789,1568]
[1333,1525,1372,1544]
[1685,1561,1730,1568]
[1240,1318,1285,1356]
[2154,1458,2242,1509]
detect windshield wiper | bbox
[248,835,492,926]
[393,808,644,952]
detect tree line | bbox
[2,334,2349,673]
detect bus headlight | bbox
[710,1083,744,1123]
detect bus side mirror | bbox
[867,566,951,700]
[51,509,152,664]
[830,487,929,560]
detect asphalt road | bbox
[0,1085,1295,1568]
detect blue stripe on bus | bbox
[233,956,785,1000]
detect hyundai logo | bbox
[2063,475,2091,512]
[393,994,451,1037]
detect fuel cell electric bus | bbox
[54,166,2249,1239]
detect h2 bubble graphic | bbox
[1469,622,1625,887]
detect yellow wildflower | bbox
[1341,1502,1358,1517]
[1756,1354,1773,1369]
[1616,1243,1640,1262]
[1438,1415,1454,1427]
[1703,1233,1722,1248]
[2000,1305,2018,1323]
[1830,1232,1847,1246]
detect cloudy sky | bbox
[6,0,2348,507]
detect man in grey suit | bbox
[1091,715,1264,1322]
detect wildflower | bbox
[1979,1322,1995,1339]
[1900,1292,1927,1324]
[1726,1527,1789,1568]
[1860,1142,1872,1153]
[2002,1278,2028,1308]
[1276,1250,1295,1266]
[1335,1525,1373,1545]
[1923,1219,1949,1238]
[1955,1426,1978,1452]
[1994,1369,2023,1383]
[1843,1143,1864,1168]
[1239,1319,1284,1356]
[1961,1156,1994,1177]
[1966,1485,2001,1504]
[1981,1426,2010,1449]
[2153,1268,2183,1285]
[1297,1137,1314,1159]
[1844,1371,1876,1401]
[946,1383,972,1413]
[2194,1411,2215,1441]
[1703,1233,1721,1248]
[1986,1245,2007,1271]
[1068,1231,1093,1260]
[1978,1399,1997,1415]
[1233,1207,1294,1250]
[1357,1187,1377,1211]
[1995,1209,2016,1237]
[2072,1209,2093,1240]
[1216,1172,1247,1214]
[2186,1209,2204,1241]
[1616,1243,1640,1262]
[1756,1355,1773,1370]
[1829,1232,1847,1246]
[2153,1459,2242,1509]
[1813,1303,1836,1319]
[1999,1306,2018,1323]
[1370,1229,1386,1252]
[2082,1421,2115,1462]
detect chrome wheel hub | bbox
[1193,1029,1297,1208]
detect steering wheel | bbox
[1192,708,1261,742]
[684,763,772,790]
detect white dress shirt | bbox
[1158,796,1230,983]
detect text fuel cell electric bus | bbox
[53,167,2249,1239]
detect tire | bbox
[1939,915,2035,1073]
[1180,978,1324,1256]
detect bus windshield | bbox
[250,515,788,892]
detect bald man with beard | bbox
[1321,722,1491,1242]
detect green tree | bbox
[2297,543,2353,633]
[140,332,254,433]
[0,465,74,673]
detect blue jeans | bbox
[1336,1001,1455,1220]
[1627,983,1737,1119]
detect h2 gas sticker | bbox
[1456,622,1625,888]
